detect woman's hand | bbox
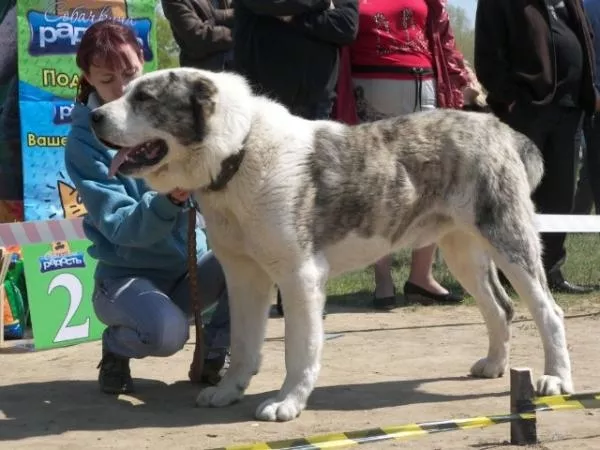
[167,188,191,206]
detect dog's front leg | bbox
[196,254,273,408]
[255,255,329,422]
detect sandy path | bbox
[1,304,599,449]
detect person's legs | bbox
[532,108,589,288]
[573,129,593,214]
[92,276,190,394]
[403,244,464,304]
[169,250,231,384]
[501,103,591,293]
[170,251,230,350]
[408,245,444,292]
[373,255,396,310]
[95,277,190,358]
[583,114,600,214]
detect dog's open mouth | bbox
[106,139,169,177]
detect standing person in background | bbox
[233,0,358,121]
[233,0,359,317]
[161,0,234,71]
[576,0,600,216]
[475,0,598,294]
[347,0,467,310]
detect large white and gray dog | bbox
[90,68,572,422]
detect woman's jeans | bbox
[92,251,230,359]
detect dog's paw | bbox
[470,357,507,378]
[536,375,573,396]
[255,397,304,422]
[196,384,244,408]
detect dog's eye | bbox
[134,90,153,102]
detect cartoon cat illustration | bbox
[55,0,128,18]
[57,180,87,219]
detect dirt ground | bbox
[1,303,600,450]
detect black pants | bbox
[499,103,584,276]
[573,130,593,215]
[575,115,600,214]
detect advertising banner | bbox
[17,0,158,222]
[0,0,23,223]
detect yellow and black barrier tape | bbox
[210,391,600,450]
[208,412,536,450]
[531,391,600,413]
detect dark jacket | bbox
[233,0,358,112]
[162,0,234,71]
[584,0,600,91]
[474,0,597,114]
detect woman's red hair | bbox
[75,19,142,103]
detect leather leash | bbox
[185,146,245,382]
[187,204,205,383]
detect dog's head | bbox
[90,68,253,192]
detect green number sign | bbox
[21,239,105,349]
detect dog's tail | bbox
[515,133,544,192]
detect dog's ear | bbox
[189,78,217,137]
[190,94,215,138]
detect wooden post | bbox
[510,368,538,445]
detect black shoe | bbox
[201,350,230,386]
[547,272,594,294]
[97,352,134,395]
[550,280,593,294]
[403,281,464,306]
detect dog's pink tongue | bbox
[109,149,132,177]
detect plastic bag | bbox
[2,256,27,340]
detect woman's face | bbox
[84,44,143,103]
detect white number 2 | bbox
[49,273,90,343]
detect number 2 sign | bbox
[22,239,106,350]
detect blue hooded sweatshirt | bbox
[64,95,208,281]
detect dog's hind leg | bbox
[255,253,329,422]
[438,230,513,379]
[196,254,274,408]
[481,217,573,395]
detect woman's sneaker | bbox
[97,351,134,394]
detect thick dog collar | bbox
[204,147,246,192]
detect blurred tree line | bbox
[447,5,475,65]
[157,12,179,69]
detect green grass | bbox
[325,234,600,310]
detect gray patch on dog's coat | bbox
[293,110,542,265]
